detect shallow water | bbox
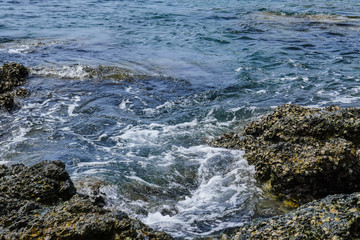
[1,0,360,238]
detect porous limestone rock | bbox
[212,104,360,204]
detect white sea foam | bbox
[109,106,242,157]
[314,90,360,105]
[333,95,360,104]
[76,168,111,175]
[125,86,133,93]
[155,101,175,110]
[119,98,132,110]
[116,126,160,147]
[234,66,252,72]
[278,75,299,81]
[143,97,195,116]
[351,86,360,94]
[165,119,198,131]
[84,107,259,238]
[68,96,81,116]
[125,175,161,188]
[5,39,65,55]
[77,161,116,167]
[256,12,360,24]
[256,89,266,94]
[234,67,243,72]
[142,145,258,238]
[8,45,31,54]
[11,127,30,144]
[32,65,90,79]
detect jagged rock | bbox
[0,160,172,240]
[0,62,29,111]
[212,104,360,204]
[226,192,360,239]
[0,160,76,214]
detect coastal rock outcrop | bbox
[212,104,360,204]
[225,192,360,239]
[0,63,29,111]
[0,160,172,240]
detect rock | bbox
[0,160,172,240]
[212,104,360,204]
[226,192,360,239]
[0,62,29,111]
[1,194,172,240]
[0,160,76,214]
[73,177,111,207]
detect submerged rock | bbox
[226,192,360,239]
[212,104,360,204]
[0,63,29,111]
[0,160,172,240]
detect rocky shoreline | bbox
[211,104,360,239]
[1,63,359,239]
[0,160,172,240]
[0,63,172,240]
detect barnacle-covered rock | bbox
[0,62,29,111]
[0,161,172,240]
[226,192,360,239]
[212,104,360,204]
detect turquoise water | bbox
[1,0,360,238]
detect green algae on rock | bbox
[211,104,360,204]
[0,63,29,111]
[0,160,172,240]
[225,192,360,240]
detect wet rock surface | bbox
[0,160,172,240]
[225,192,360,240]
[0,63,29,111]
[212,104,360,204]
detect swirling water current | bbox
[1,0,360,238]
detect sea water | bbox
[1,0,360,238]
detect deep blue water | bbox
[1,0,360,238]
